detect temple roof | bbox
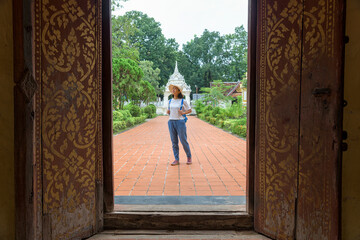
[165,61,191,92]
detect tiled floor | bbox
[113,116,247,197]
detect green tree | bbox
[112,58,143,110]
[124,11,179,87]
[112,15,140,61]
[139,60,162,97]
[223,26,248,81]
[139,80,157,105]
[111,0,128,12]
[200,80,233,107]
[182,30,227,88]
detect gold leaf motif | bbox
[38,0,101,238]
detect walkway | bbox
[113,116,247,198]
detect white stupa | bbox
[157,61,192,114]
[164,61,191,106]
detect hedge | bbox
[195,101,247,138]
[113,105,156,134]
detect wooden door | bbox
[254,0,344,239]
[33,0,104,238]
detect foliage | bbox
[241,75,247,88]
[196,97,247,138]
[111,0,128,12]
[223,26,248,82]
[226,96,246,118]
[124,103,141,117]
[180,27,248,92]
[124,11,179,87]
[112,58,143,110]
[112,108,148,134]
[148,104,156,113]
[139,60,162,97]
[181,30,225,88]
[200,80,233,107]
[111,15,140,61]
[112,10,248,98]
[113,109,132,121]
[143,104,157,118]
[129,80,157,106]
[194,100,205,114]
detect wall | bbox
[342,0,360,239]
[0,0,15,239]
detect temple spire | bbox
[174,61,179,74]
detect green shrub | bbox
[203,105,213,113]
[231,124,247,137]
[148,104,156,114]
[203,105,213,118]
[217,119,225,128]
[197,113,205,120]
[143,105,156,118]
[211,107,222,117]
[124,103,141,117]
[113,110,132,121]
[237,118,247,125]
[223,119,233,130]
[113,120,126,133]
[125,117,136,127]
[194,100,205,114]
[135,115,147,124]
[209,117,217,125]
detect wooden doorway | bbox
[13,0,344,238]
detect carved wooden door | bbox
[254,0,344,239]
[33,0,104,239]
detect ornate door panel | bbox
[254,0,303,238]
[34,0,103,239]
[254,0,343,239]
[296,0,344,238]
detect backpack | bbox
[169,99,188,123]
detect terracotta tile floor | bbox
[113,116,246,197]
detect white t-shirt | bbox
[168,98,191,120]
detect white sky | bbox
[114,0,248,49]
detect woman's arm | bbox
[179,108,191,115]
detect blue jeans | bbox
[168,120,191,161]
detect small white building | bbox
[156,62,192,115]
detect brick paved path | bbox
[113,116,246,196]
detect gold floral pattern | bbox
[35,0,102,239]
[256,0,341,238]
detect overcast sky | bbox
[114,0,248,49]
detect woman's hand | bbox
[167,109,170,114]
[178,109,185,115]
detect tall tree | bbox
[111,0,128,12]
[112,15,140,61]
[130,80,157,105]
[139,60,162,97]
[182,30,227,88]
[124,11,179,87]
[112,58,143,110]
[223,26,248,82]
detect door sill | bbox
[114,204,246,212]
[104,211,253,230]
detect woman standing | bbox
[167,84,192,166]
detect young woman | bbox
[167,84,192,166]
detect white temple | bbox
[156,61,192,115]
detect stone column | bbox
[164,92,170,108]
